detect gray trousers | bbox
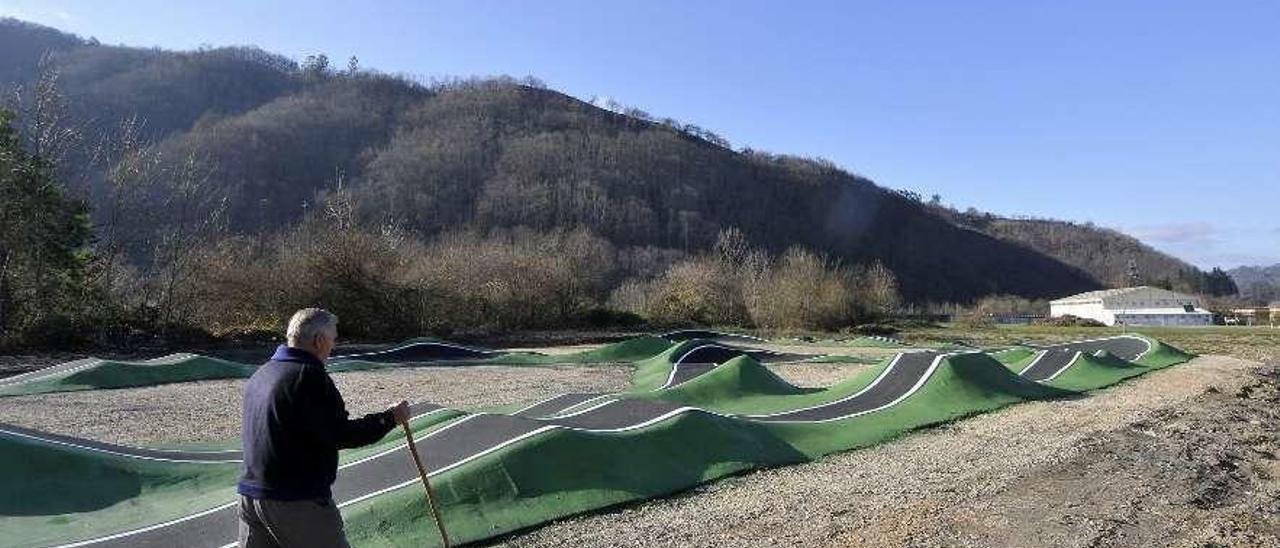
[238,495,351,548]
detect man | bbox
[238,308,410,548]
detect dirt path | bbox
[486,355,1280,548]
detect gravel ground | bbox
[487,355,1280,548]
[6,352,1267,547]
[0,364,632,445]
[0,356,866,445]
[770,361,872,388]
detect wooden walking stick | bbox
[399,418,450,548]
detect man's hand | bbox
[389,400,410,426]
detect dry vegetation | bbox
[179,218,901,340]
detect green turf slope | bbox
[342,411,808,548]
[9,336,1195,547]
[0,355,254,397]
[636,354,889,415]
[1041,350,1147,392]
[0,336,671,395]
[336,343,1194,547]
[0,434,239,548]
[626,339,710,392]
[989,346,1039,370]
[334,353,1078,547]
[1133,337,1196,368]
[0,408,470,547]
[483,336,674,365]
[1044,336,1195,392]
[763,353,1075,457]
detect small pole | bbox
[399,419,450,548]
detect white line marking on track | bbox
[0,359,103,386]
[50,501,239,548]
[2,409,451,464]
[510,394,568,415]
[1042,351,1084,382]
[748,353,906,418]
[49,408,464,548]
[51,335,1158,547]
[1017,350,1049,376]
[662,344,722,388]
[749,353,961,423]
[0,428,242,464]
[545,397,618,419]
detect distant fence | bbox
[893,313,1045,325]
[991,314,1045,325]
[896,314,954,323]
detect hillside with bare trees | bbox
[0,17,1226,345]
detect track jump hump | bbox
[1018,335,1153,382]
[4,334,1193,548]
[331,341,496,363]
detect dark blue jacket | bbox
[238,345,396,500]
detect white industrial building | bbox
[1049,286,1212,326]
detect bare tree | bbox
[140,150,228,328]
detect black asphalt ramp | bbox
[756,352,942,422]
[1020,336,1150,382]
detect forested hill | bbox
[926,207,1236,296]
[0,18,1214,303]
[1228,264,1280,304]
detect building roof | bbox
[1051,287,1139,303]
[1112,307,1211,315]
[1051,285,1196,305]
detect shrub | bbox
[1034,314,1106,327]
[744,247,859,330]
[644,256,747,326]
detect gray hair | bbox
[286,308,338,345]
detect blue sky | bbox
[4,0,1278,268]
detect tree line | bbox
[0,17,1238,347]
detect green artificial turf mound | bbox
[0,333,1196,547]
[0,336,671,397]
[0,354,254,397]
[0,432,239,548]
[483,335,675,365]
[637,354,889,415]
[1042,350,1146,391]
[989,345,1039,368]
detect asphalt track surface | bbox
[27,336,1149,547]
[0,342,496,392]
[0,358,101,386]
[0,402,447,465]
[0,355,203,387]
[1018,335,1151,382]
[0,422,242,463]
[512,392,605,417]
[752,352,942,422]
